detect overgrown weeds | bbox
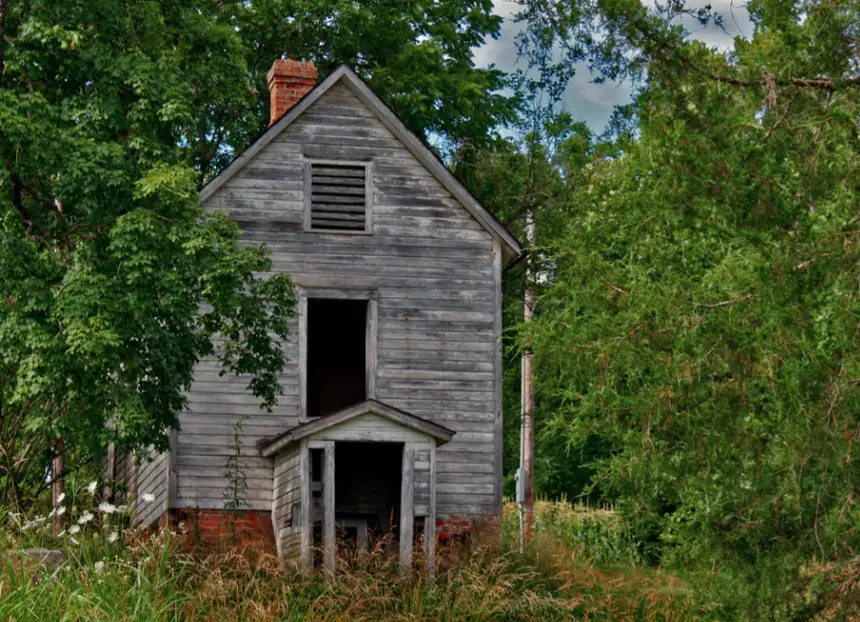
[2,498,857,620]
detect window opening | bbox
[307,298,368,418]
[309,163,368,231]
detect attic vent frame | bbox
[304,159,373,234]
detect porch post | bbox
[400,443,415,567]
[425,443,436,576]
[299,439,311,569]
[323,441,336,573]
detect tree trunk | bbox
[52,440,64,535]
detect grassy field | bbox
[1,499,856,620]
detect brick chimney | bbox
[266,59,318,126]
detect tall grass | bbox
[3,497,857,620]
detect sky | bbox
[473,0,755,133]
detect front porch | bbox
[258,400,454,573]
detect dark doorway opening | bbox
[335,442,402,553]
[307,299,367,418]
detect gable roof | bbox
[257,399,455,457]
[199,64,521,266]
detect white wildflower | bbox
[57,492,66,504]
[78,512,94,525]
[69,536,79,545]
[87,481,98,495]
[98,502,116,515]
[141,493,155,503]
[68,524,81,535]
[108,530,119,543]
[94,561,105,574]
[57,506,66,516]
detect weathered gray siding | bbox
[180,81,499,518]
[115,449,169,528]
[413,447,431,517]
[272,443,302,557]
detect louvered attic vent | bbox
[308,163,369,231]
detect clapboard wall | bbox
[272,443,302,557]
[176,80,501,519]
[116,449,169,528]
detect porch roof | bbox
[256,399,455,457]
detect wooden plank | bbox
[250,236,491,257]
[272,451,283,556]
[367,299,378,400]
[426,444,436,577]
[297,286,378,300]
[311,193,365,204]
[323,441,335,574]
[312,165,366,178]
[316,426,429,444]
[309,202,366,213]
[300,440,311,569]
[492,240,503,513]
[400,444,415,568]
[312,184,366,196]
[378,360,494,374]
[298,295,308,420]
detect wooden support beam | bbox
[425,443,436,577]
[103,441,116,502]
[297,295,308,420]
[299,439,311,570]
[366,298,378,400]
[323,441,336,574]
[166,430,178,509]
[399,443,415,568]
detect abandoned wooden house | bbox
[113,59,521,571]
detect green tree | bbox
[463,107,611,502]
[516,0,859,612]
[0,1,299,509]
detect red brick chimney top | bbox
[267,59,318,126]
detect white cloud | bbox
[473,0,753,133]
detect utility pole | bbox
[520,208,536,547]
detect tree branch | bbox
[693,294,753,310]
[695,66,857,91]
[5,161,31,229]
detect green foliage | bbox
[499,0,860,614]
[463,115,610,503]
[0,0,515,183]
[0,0,303,508]
[500,499,642,567]
[223,415,249,514]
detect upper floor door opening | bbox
[306,298,369,418]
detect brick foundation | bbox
[436,514,500,544]
[163,509,276,552]
[153,510,500,554]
